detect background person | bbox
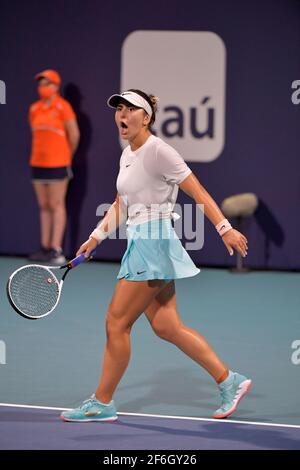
[29,69,80,264]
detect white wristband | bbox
[215,218,232,237]
[89,228,108,244]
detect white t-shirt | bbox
[116,135,192,225]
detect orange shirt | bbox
[29,95,76,167]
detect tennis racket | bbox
[6,251,96,320]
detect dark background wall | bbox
[0,0,299,269]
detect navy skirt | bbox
[31,166,73,182]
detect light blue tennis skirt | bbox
[117,218,200,281]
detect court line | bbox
[0,402,300,429]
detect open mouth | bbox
[121,121,128,129]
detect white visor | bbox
[107,91,153,118]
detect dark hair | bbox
[127,88,159,128]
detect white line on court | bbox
[0,402,300,430]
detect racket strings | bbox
[8,266,60,318]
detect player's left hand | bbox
[222,229,248,257]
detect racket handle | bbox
[69,249,97,268]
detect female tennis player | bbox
[61,89,252,422]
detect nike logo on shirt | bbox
[137,270,146,275]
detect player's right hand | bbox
[76,237,98,258]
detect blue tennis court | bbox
[1,257,299,450]
[1,405,300,450]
